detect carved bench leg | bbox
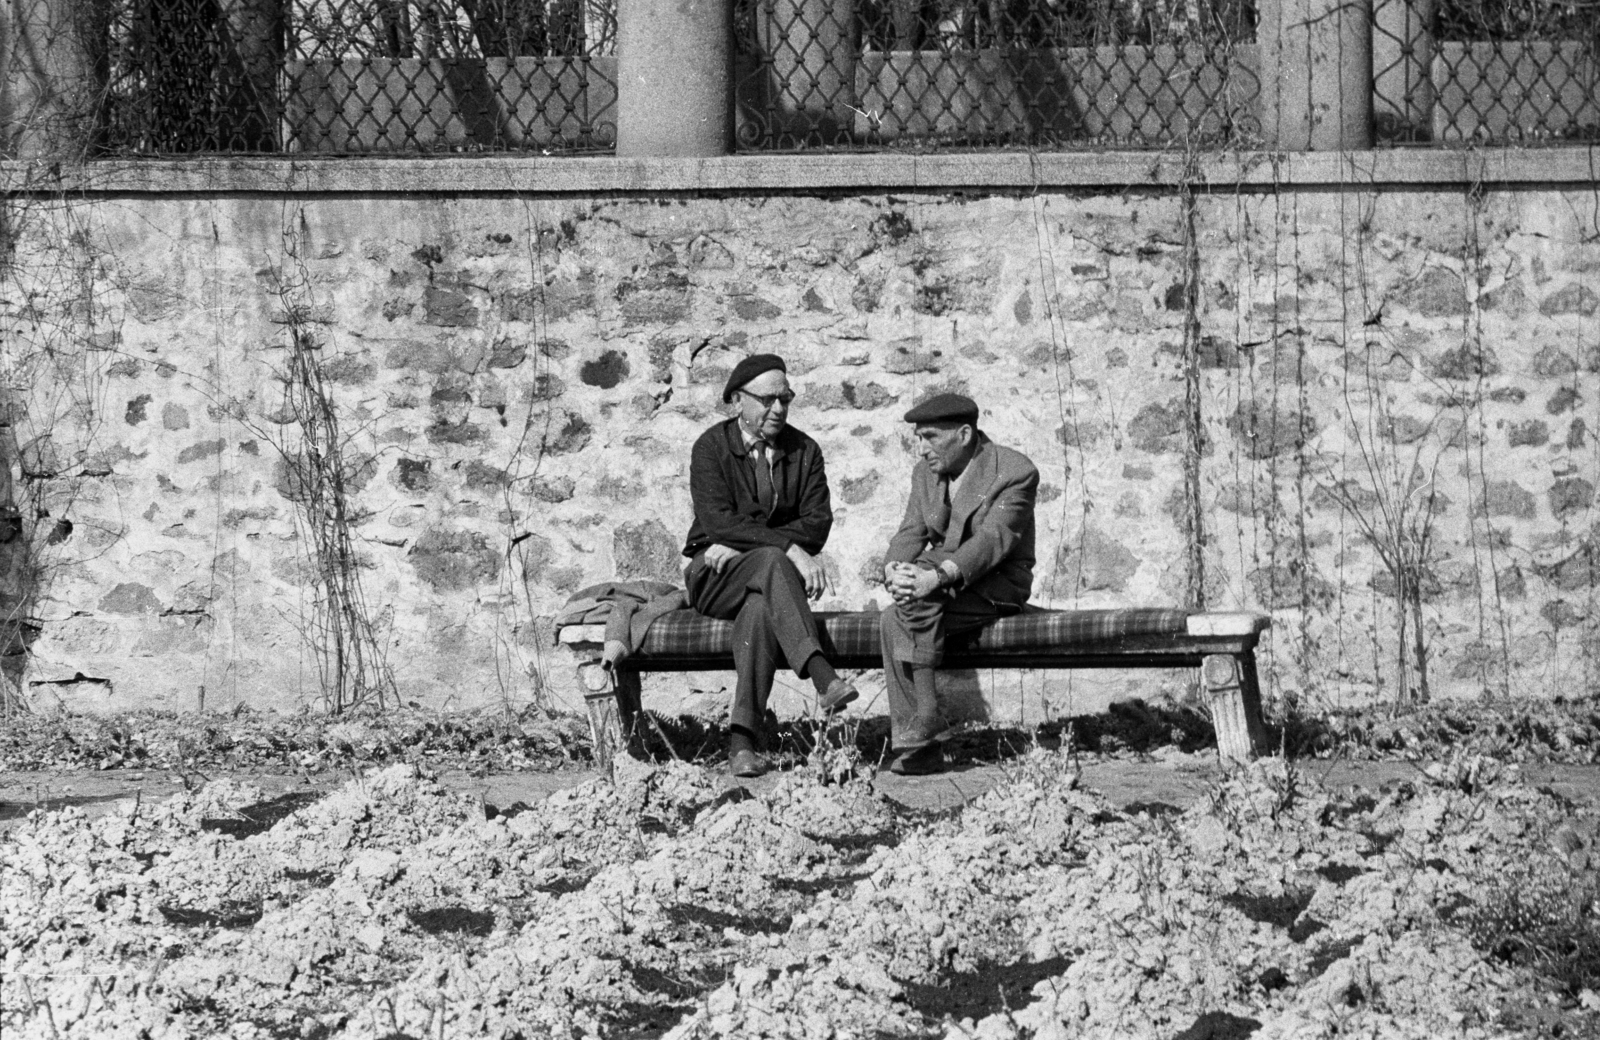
[578,660,634,778]
[613,668,643,732]
[1239,653,1270,752]
[585,690,623,777]
[1202,653,1267,766]
[581,665,646,779]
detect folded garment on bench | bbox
[631,606,1192,660]
[554,581,688,664]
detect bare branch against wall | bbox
[258,211,397,714]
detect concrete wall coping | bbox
[2,148,1597,196]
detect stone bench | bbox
[557,607,1272,771]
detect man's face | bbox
[915,422,974,477]
[736,369,793,441]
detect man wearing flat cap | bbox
[880,392,1038,774]
[683,353,860,778]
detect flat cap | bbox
[723,353,788,403]
[904,392,979,424]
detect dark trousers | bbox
[879,554,1011,749]
[685,546,824,734]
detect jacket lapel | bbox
[724,419,762,508]
[944,438,995,546]
[724,419,750,459]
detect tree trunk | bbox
[1406,575,1430,704]
[1394,566,1429,706]
[0,407,29,715]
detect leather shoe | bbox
[729,748,770,778]
[819,678,859,713]
[889,743,944,775]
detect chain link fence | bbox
[1375,0,1600,144]
[734,0,1260,150]
[96,0,618,153]
[82,0,1600,154]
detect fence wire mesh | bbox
[81,0,1600,155]
[96,0,618,154]
[733,0,1261,150]
[1375,0,1600,144]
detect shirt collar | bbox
[948,463,969,500]
[943,436,986,498]
[739,424,769,452]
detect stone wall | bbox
[3,183,1597,720]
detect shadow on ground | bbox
[619,697,1528,774]
[621,697,1247,772]
[0,790,137,820]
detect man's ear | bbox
[960,424,976,448]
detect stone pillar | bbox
[761,0,857,142]
[1372,0,1435,141]
[218,0,285,151]
[1257,0,1374,150]
[616,0,733,156]
[0,0,101,157]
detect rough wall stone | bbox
[8,188,1599,716]
[410,528,500,591]
[1050,527,1141,596]
[613,520,682,584]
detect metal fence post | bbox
[1257,0,1375,150]
[1,0,100,157]
[616,0,734,156]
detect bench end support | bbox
[1202,653,1269,766]
[585,690,623,777]
[579,662,644,781]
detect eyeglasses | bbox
[739,389,796,410]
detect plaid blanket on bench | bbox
[632,607,1191,660]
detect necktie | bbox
[753,441,774,513]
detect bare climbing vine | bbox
[1177,148,1207,610]
[256,208,395,714]
[1313,408,1449,708]
[0,392,35,715]
[487,197,567,712]
[0,169,120,715]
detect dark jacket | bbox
[553,580,687,652]
[553,580,687,666]
[886,433,1038,607]
[683,418,833,558]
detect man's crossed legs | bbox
[686,546,858,776]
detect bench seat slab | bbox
[559,607,1272,771]
[559,607,1255,656]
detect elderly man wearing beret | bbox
[683,354,860,778]
[880,393,1039,775]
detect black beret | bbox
[722,354,788,403]
[904,392,979,424]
